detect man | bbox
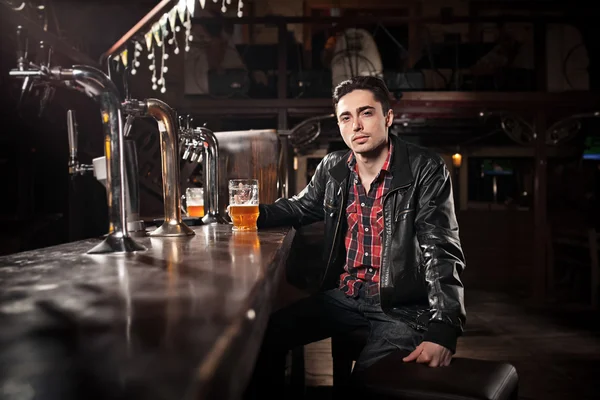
[247,76,466,396]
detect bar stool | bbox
[331,328,519,400]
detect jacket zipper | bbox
[395,209,412,221]
[379,184,412,293]
[322,182,346,287]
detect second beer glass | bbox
[228,179,259,231]
[185,187,204,217]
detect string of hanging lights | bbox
[114,0,243,94]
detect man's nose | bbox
[352,120,362,132]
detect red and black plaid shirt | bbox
[339,141,394,302]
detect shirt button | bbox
[365,252,369,257]
[330,212,334,217]
[361,202,365,207]
[369,268,373,272]
[365,228,369,232]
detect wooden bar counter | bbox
[0,224,296,400]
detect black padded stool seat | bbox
[353,350,519,400]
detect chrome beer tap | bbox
[179,117,223,224]
[9,28,146,254]
[123,98,194,237]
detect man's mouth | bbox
[353,135,369,143]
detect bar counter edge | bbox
[0,224,297,400]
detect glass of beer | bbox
[228,179,259,231]
[185,187,204,217]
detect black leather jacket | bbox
[258,135,466,352]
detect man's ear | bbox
[386,109,394,127]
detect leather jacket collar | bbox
[328,135,415,190]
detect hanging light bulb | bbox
[131,41,141,76]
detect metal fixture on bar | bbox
[179,117,223,224]
[9,27,146,254]
[123,98,194,236]
[66,110,94,176]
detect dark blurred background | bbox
[0,0,599,307]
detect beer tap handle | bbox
[37,40,46,66]
[16,25,29,71]
[47,45,53,67]
[186,114,193,130]
[15,26,33,108]
[37,41,53,68]
[38,39,55,115]
[18,77,33,108]
[38,84,55,117]
[178,115,186,131]
[123,114,135,137]
[67,109,79,174]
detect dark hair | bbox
[332,76,392,115]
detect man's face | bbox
[336,89,393,156]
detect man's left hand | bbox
[402,341,452,367]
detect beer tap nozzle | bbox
[182,144,193,161]
[66,110,93,176]
[189,149,200,163]
[67,109,78,174]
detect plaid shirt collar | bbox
[346,140,394,177]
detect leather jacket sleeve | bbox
[257,153,332,229]
[415,160,466,352]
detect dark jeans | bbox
[245,288,424,398]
